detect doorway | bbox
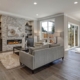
[68,23,79,49]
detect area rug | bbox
[71,48,80,53]
[0,52,20,69]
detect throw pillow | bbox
[49,44,60,48]
[29,44,49,55]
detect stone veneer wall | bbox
[1,15,27,51]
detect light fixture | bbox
[34,2,37,5]
[54,32,61,44]
[74,1,78,4]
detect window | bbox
[40,20,55,43]
[42,22,48,32]
[41,21,55,34]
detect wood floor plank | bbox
[0,51,80,80]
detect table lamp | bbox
[54,32,60,44]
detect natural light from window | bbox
[48,22,54,32]
[42,22,47,31]
[42,21,54,33]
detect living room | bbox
[0,0,80,80]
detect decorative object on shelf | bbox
[21,33,27,48]
[54,32,60,44]
[50,39,54,43]
[25,21,33,37]
[21,33,27,37]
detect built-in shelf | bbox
[25,21,33,37]
[0,16,2,39]
[0,15,2,51]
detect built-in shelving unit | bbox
[0,22,2,39]
[0,15,2,51]
[25,21,33,37]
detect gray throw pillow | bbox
[29,44,49,55]
[29,47,43,55]
[49,44,60,48]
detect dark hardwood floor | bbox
[0,50,80,80]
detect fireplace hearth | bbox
[7,39,22,45]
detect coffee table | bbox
[13,46,29,55]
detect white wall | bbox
[36,14,80,51]
[33,20,38,42]
[37,14,64,46]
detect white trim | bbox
[64,14,80,22]
[40,19,55,22]
[38,13,64,21]
[0,10,79,22]
[0,10,35,20]
[38,13,80,22]
[68,22,79,49]
[68,22,79,27]
[40,19,55,41]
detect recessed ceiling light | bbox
[34,2,37,5]
[36,14,39,16]
[74,1,78,4]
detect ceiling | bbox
[0,0,80,20]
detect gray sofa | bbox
[19,44,64,72]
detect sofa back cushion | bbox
[49,44,60,48]
[34,42,43,47]
[29,44,49,55]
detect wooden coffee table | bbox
[13,46,22,55]
[13,46,29,55]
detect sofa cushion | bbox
[49,44,60,48]
[29,44,49,55]
[34,42,43,47]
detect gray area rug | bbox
[0,52,20,69]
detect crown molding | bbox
[37,13,64,21]
[0,10,79,22]
[0,10,35,20]
[64,13,80,22]
[37,13,80,22]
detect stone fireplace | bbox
[1,15,27,51]
[7,39,22,45]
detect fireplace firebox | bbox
[7,39,22,45]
